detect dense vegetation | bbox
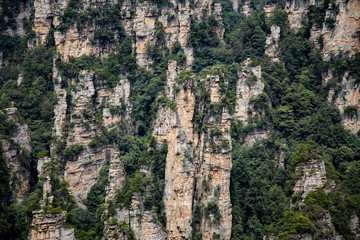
[0,0,359,239]
[186,0,360,239]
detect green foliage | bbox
[251,93,269,111]
[268,211,315,239]
[88,127,119,149]
[205,201,221,223]
[118,221,136,240]
[169,41,186,65]
[118,135,143,175]
[290,142,319,166]
[116,138,167,211]
[50,176,75,212]
[0,44,56,159]
[108,217,118,226]
[228,11,266,62]
[344,105,358,118]
[69,206,105,240]
[0,203,29,240]
[58,54,101,80]
[0,0,29,32]
[267,7,289,35]
[231,141,290,239]
[85,163,110,213]
[307,0,336,28]
[279,33,312,77]
[63,144,84,159]
[115,172,148,208]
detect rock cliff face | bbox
[327,73,360,134]
[264,0,360,136]
[9,0,359,239]
[152,61,197,239]
[28,156,76,240]
[33,0,223,65]
[235,59,268,145]
[322,0,360,60]
[291,158,340,239]
[241,0,253,17]
[321,0,360,134]
[28,0,225,237]
[0,108,31,203]
[52,67,131,204]
[152,61,233,239]
[150,60,266,239]
[263,0,360,61]
[293,159,328,199]
[265,25,280,62]
[3,1,32,37]
[28,211,76,240]
[285,0,317,30]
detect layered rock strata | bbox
[28,211,76,240]
[51,67,131,204]
[28,157,76,240]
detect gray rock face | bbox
[293,159,328,199]
[350,214,360,238]
[291,158,342,239]
[241,0,253,17]
[265,25,280,62]
[284,0,360,59]
[327,72,360,134]
[1,108,31,203]
[235,59,268,145]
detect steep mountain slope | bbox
[0,0,359,239]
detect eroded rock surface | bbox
[28,211,76,240]
[327,73,360,134]
[1,108,31,202]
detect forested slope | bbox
[0,0,359,239]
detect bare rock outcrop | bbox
[28,157,76,240]
[33,0,224,65]
[241,0,253,17]
[121,0,224,67]
[322,0,360,60]
[152,61,234,239]
[1,108,31,202]
[235,59,268,145]
[293,159,328,199]
[3,2,32,37]
[291,158,340,239]
[50,66,132,204]
[285,0,317,30]
[28,211,76,240]
[262,0,360,60]
[265,25,280,62]
[327,73,360,134]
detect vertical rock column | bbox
[153,61,197,239]
[0,108,31,203]
[28,157,76,240]
[153,62,233,239]
[193,74,232,239]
